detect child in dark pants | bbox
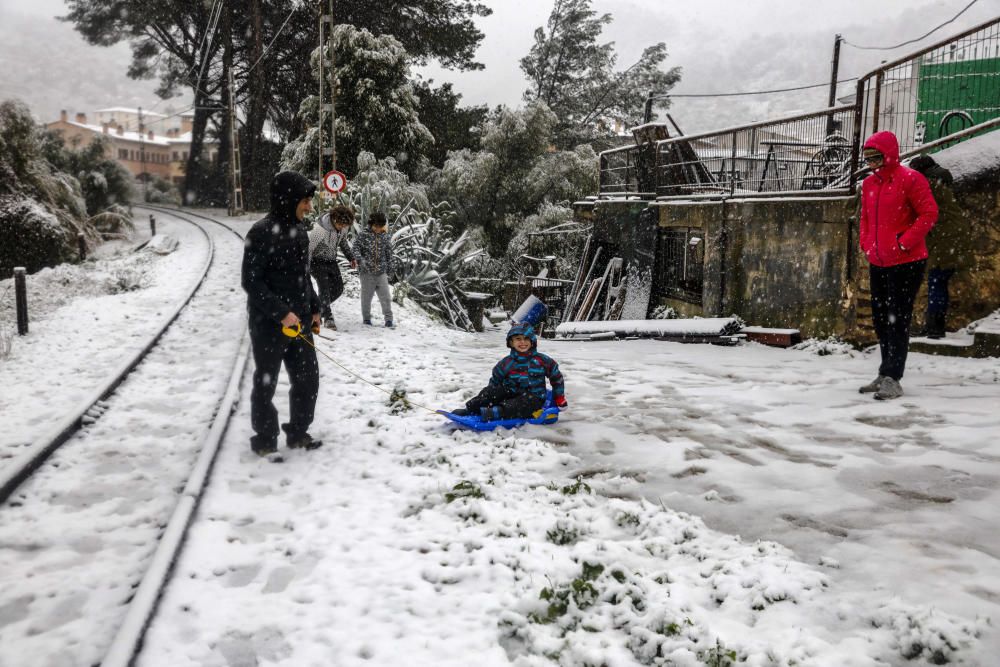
[453,323,567,420]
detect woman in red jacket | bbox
[858,131,938,400]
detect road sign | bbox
[323,170,347,194]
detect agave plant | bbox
[391,202,485,331]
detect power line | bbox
[842,0,979,50]
[652,77,859,100]
[246,5,299,75]
[183,0,220,82]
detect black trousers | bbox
[249,316,319,446]
[311,259,344,320]
[927,267,954,316]
[466,385,545,419]
[869,260,926,381]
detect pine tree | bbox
[280,26,432,179]
[520,0,681,147]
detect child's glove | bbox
[555,395,568,409]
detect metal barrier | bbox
[652,105,857,197]
[596,15,1000,200]
[598,144,650,197]
[852,15,1000,179]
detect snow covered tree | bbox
[430,102,598,256]
[280,25,433,180]
[0,100,98,278]
[414,80,489,167]
[40,132,134,223]
[521,0,681,148]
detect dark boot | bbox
[287,433,323,450]
[480,406,502,421]
[927,312,946,339]
[251,436,283,462]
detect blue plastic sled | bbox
[438,393,560,431]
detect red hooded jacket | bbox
[859,131,938,267]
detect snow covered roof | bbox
[59,121,205,147]
[63,121,172,146]
[96,107,168,118]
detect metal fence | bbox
[597,15,1000,200]
[853,15,1000,177]
[598,144,646,197]
[652,105,857,197]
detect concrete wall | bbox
[652,197,855,338]
[575,185,997,342]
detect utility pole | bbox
[317,0,337,179]
[138,105,147,202]
[826,34,843,137]
[228,69,245,215]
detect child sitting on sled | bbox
[452,323,568,421]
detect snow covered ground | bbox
[2,208,999,666]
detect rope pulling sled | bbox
[280,322,561,431]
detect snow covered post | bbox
[14,267,28,335]
[77,233,86,261]
[149,214,156,237]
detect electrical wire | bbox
[652,77,859,100]
[246,5,299,75]
[842,0,979,50]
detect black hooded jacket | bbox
[241,171,321,322]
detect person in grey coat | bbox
[308,204,357,331]
[352,211,395,327]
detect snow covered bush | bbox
[105,265,150,294]
[338,152,430,226]
[144,176,179,206]
[429,102,598,260]
[40,131,134,218]
[0,99,98,278]
[792,335,856,356]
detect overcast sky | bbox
[2,0,997,133]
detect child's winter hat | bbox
[506,323,537,349]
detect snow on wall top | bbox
[931,128,1000,182]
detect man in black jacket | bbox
[241,171,323,458]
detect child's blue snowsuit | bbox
[465,324,566,419]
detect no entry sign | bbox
[322,170,347,194]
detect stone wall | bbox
[574,183,997,341]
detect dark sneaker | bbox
[287,433,324,450]
[874,377,904,401]
[363,319,373,326]
[385,320,394,328]
[324,317,337,331]
[859,376,886,394]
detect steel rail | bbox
[100,205,252,667]
[0,213,215,504]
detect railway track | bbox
[0,207,252,667]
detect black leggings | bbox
[311,260,344,319]
[466,385,546,419]
[870,260,926,381]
